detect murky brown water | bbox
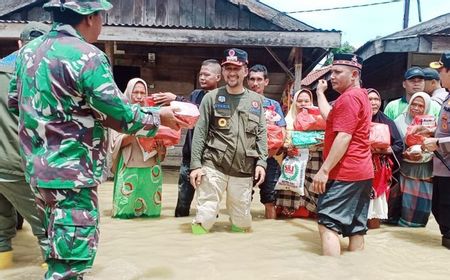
[1,169,449,279]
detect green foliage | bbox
[324,41,356,65]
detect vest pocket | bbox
[204,140,228,165]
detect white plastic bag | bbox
[275,149,309,195]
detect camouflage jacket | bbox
[8,23,159,189]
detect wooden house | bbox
[0,0,341,166]
[356,13,450,101]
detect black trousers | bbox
[432,176,450,237]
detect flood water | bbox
[1,168,449,279]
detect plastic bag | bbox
[264,105,282,124]
[294,107,326,131]
[267,124,283,157]
[170,101,200,129]
[369,122,391,149]
[405,114,436,146]
[291,130,324,147]
[372,154,393,198]
[274,149,309,195]
[138,125,181,152]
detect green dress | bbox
[112,155,163,218]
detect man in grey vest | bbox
[190,48,267,234]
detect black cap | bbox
[222,48,248,66]
[332,53,363,69]
[430,52,450,69]
[404,66,424,80]
[422,67,440,81]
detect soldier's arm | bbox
[81,53,159,137]
[190,95,211,170]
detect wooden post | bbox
[104,41,114,69]
[294,47,303,92]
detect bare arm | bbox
[316,79,332,120]
[313,132,352,194]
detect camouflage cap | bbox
[43,0,113,15]
[20,21,51,43]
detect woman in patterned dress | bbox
[110,78,166,218]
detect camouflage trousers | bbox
[32,186,99,280]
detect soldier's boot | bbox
[0,251,13,269]
[264,203,277,219]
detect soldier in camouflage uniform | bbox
[8,1,181,279]
[0,21,49,270]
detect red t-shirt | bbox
[323,87,374,181]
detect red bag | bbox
[138,125,181,152]
[294,107,326,131]
[369,122,391,149]
[372,154,393,198]
[411,114,436,127]
[170,101,200,129]
[267,124,283,157]
[143,96,156,106]
[405,115,435,146]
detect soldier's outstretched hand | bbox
[159,106,188,130]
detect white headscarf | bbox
[284,89,314,130]
[394,91,432,138]
[123,78,148,102]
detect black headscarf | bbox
[368,88,404,159]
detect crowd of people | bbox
[0,0,449,279]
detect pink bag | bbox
[138,125,181,151]
[369,122,390,149]
[294,107,326,131]
[170,101,200,129]
[405,115,436,147]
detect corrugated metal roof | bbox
[0,19,338,33]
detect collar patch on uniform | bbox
[218,96,226,103]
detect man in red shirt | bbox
[314,54,374,256]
